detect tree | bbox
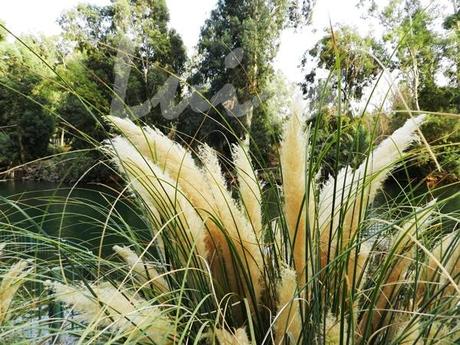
[358,0,460,180]
[56,52,110,149]
[360,0,443,109]
[58,0,187,136]
[0,20,6,42]
[441,3,460,87]
[180,0,305,165]
[0,39,55,166]
[301,26,386,108]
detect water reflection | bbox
[0,181,148,259]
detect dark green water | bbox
[0,180,458,259]
[375,180,460,232]
[0,181,149,260]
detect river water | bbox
[1,180,458,258]
[0,181,148,259]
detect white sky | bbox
[0,0,380,82]
[0,0,453,112]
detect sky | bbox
[0,0,453,111]
[1,0,380,82]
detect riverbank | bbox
[0,152,120,184]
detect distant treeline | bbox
[0,0,458,183]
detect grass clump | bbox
[28,112,455,344]
[0,111,458,344]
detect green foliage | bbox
[178,0,300,165]
[309,111,372,181]
[58,0,187,131]
[0,132,18,166]
[390,110,460,179]
[57,94,106,150]
[302,26,386,103]
[0,39,56,166]
[0,21,6,42]
[382,1,441,97]
[441,8,460,86]
[17,109,55,159]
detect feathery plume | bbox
[215,327,251,345]
[0,260,31,324]
[0,243,6,258]
[199,144,264,304]
[279,113,315,287]
[109,137,209,260]
[319,116,425,268]
[391,318,456,345]
[419,231,460,302]
[274,266,302,344]
[359,115,425,199]
[107,116,213,211]
[232,143,262,239]
[113,245,168,292]
[395,319,421,345]
[425,322,453,345]
[108,117,263,302]
[346,242,371,292]
[438,233,460,299]
[325,314,345,345]
[50,282,173,344]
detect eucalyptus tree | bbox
[301,26,386,110]
[360,0,460,179]
[180,0,315,165]
[58,0,187,141]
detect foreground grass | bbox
[1,113,458,344]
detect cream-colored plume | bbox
[199,144,264,304]
[279,113,315,287]
[113,245,168,292]
[359,201,434,337]
[395,318,421,345]
[319,116,425,269]
[346,242,371,292]
[108,116,263,303]
[436,232,460,300]
[109,136,209,260]
[274,266,302,344]
[215,327,251,345]
[50,282,173,344]
[232,143,262,239]
[107,116,213,211]
[325,314,345,345]
[424,322,454,345]
[419,230,460,302]
[0,260,31,324]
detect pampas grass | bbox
[113,245,169,292]
[49,281,174,344]
[0,258,31,324]
[279,113,315,287]
[108,116,264,306]
[3,112,459,345]
[94,113,460,344]
[215,327,251,345]
[318,116,426,269]
[109,135,209,261]
[274,266,302,344]
[324,314,344,345]
[232,143,263,240]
